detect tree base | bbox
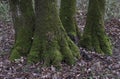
[81,30,112,55]
[28,29,80,66]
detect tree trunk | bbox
[9,0,35,60]
[9,0,80,66]
[81,0,112,54]
[60,0,81,44]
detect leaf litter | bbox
[0,12,120,79]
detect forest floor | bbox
[0,13,120,79]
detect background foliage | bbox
[76,0,120,20]
[0,1,10,21]
[0,0,120,21]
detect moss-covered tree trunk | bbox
[27,0,80,66]
[60,0,81,44]
[10,0,80,66]
[9,0,35,60]
[81,0,112,54]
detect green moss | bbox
[98,32,112,54]
[67,38,80,58]
[42,49,62,66]
[9,47,21,61]
[80,34,92,50]
[10,0,35,60]
[27,51,40,63]
[50,50,62,65]
[81,0,112,55]
[28,40,63,66]
[60,0,81,42]
[59,38,74,65]
[28,33,80,66]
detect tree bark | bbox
[60,0,81,44]
[26,0,80,66]
[9,0,35,60]
[81,0,112,54]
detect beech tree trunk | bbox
[60,0,81,44]
[81,0,112,54]
[9,0,35,60]
[10,0,80,66]
[28,0,80,66]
